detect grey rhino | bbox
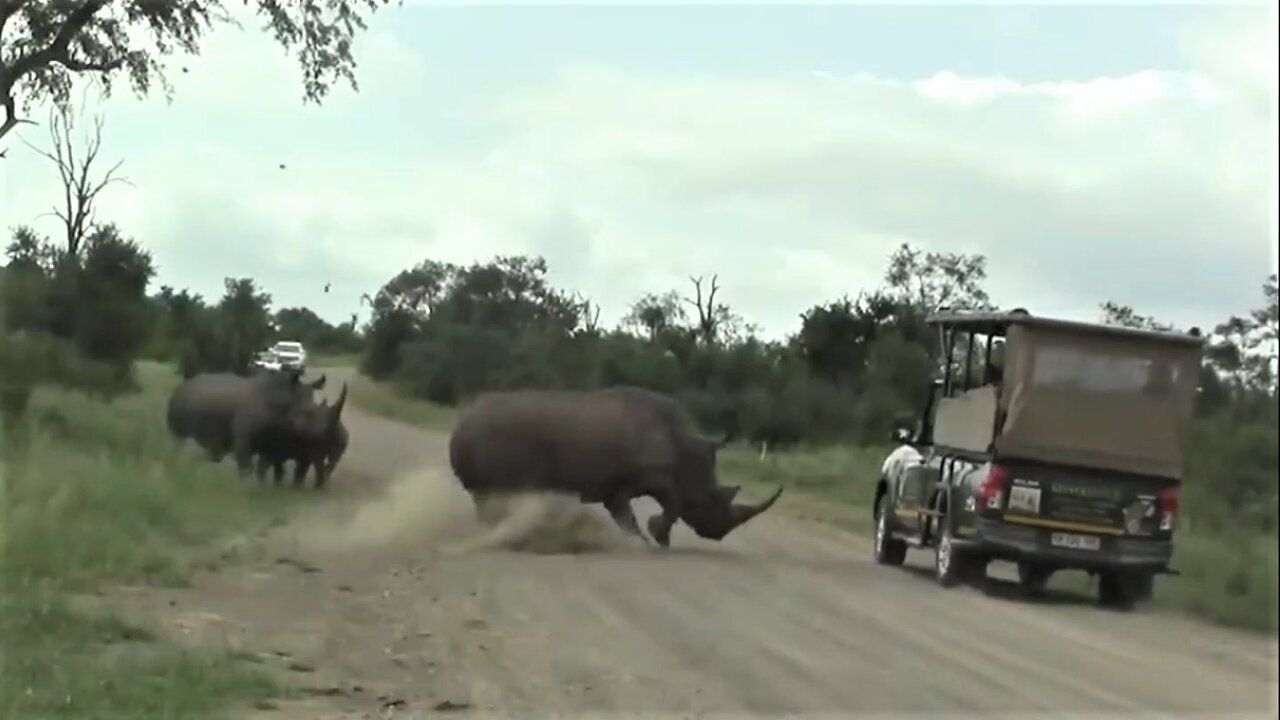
[254,384,349,488]
[447,385,784,547]
[166,368,329,476]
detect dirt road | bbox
[108,371,1278,719]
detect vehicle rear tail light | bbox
[978,464,1010,510]
[1158,486,1179,531]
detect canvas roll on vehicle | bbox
[871,308,1206,609]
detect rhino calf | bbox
[448,386,783,548]
[256,385,349,488]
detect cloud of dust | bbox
[295,463,642,558]
[464,492,641,555]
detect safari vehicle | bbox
[871,308,1205,609]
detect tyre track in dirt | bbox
[104,368,1278,719]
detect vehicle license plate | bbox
[1007,485,1042,514]
[1050,532,1101,551]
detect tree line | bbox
[3,201,1275,536]
[356,249,1277,535]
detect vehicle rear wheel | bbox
[1017,561,1053,596]
[1097,571,1138,610]
[873,498,908,566]
[934,527,970,588]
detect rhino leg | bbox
[312,459,331,489]
[644,487,682,549]
[293,458,311,487]
[253,455,271,483]
[233,440,255,479]
[198,432,230,463]
[604,494,652,546]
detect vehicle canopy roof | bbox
[926,308,1205,347]
[926,309,1206,479]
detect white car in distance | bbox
[271,340,307,370]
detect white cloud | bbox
[2,7,1274,339]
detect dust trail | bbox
[293,464,474,556]
[446,492,642,556]
[295,463,642,557]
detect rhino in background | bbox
[254,384,349,488]
[448,385,784,547]
[166,368,331,478]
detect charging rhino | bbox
[166,368,331,478]
[447,385,783,547]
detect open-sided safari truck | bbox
[872,308,1205,609]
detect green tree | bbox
[0,0,393,145]
[216,277,273,374]
[69,223,154,385]
[883,242,992,313]
[1099,301,1175,332]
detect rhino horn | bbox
[726,484,784,530]
[328,382,348,427]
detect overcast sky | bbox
[2,2,1276,340]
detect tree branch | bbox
[0,1,118,145]
[0,0,32,38]
[5,0,116,89]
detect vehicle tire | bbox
[934,526,969,588]
[1017,561,1053,596]
[1097,571,1137,611]
[873,498,908,567]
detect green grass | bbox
[344,372,1278,634]
[719,443,885,534]
[1,361,299,719]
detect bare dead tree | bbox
[585,301,601,335]
[574,292,602,335]
[21,100,130,257]
[684,274,721,345]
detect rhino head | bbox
[286,382,348,480]
[290,381,347,441]
[672,435,784,541]
[681,483,785,540]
